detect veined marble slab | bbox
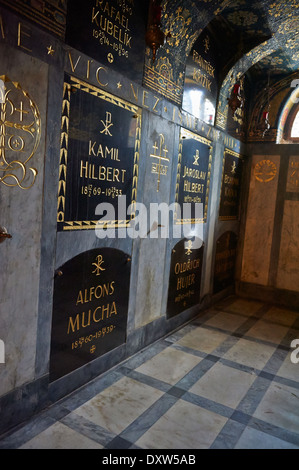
[276,200,299,291]
[241,155,280,286]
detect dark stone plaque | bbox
[57,74,141,231]
[167,237,204,318]
[219,149,243,220]
[174,128,212,224]
[49,248,131,382]
[182,28,218,124]
[65,0,149,84]
[213,231,237,294]
[0,0,67,38]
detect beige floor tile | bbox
[74,376,164,435]
[276,351,299,382]
[263,306,298,327]
[135,400,227,449]
[135,347,202,385]
[20,422,103,449]
[253,382,299,433]
[177,327,228,354]
[246,320,289,344]
[204,311,247,332]
[227,298,263,316]
[224,338,276,370]
[235,427,299,449]
[189,362,256,409]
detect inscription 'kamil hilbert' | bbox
[80,110,127,185]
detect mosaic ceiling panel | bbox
[144,0,299,106]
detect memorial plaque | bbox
[219,149,243,220]
[57,74,141,231]
[167,237,204,318]
[65,0,149,83]
[182,29,218,124]
[175,128,212,224]
[213,231,237,294]
[49,248,131,382]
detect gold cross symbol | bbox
[150,133,170,192]
[193,150,199,166]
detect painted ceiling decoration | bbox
[143,0,299,144]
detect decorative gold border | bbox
[57,75,141,230]
[219,148,243,221]
[175,128,212,224]
[0,0,66,38]
[143,65,182,106]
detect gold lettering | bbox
[130,83,138,102]
[152,96,160,113]
[67,314,80,334]
[86,59,93,79]
[68,51,81,72]
[142,90,149,108]
[96,66,108,87]
[76,291,84,305]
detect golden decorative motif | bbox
[0,75,41,190]
[254,159,277,183]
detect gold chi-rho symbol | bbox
[92,255,105,276]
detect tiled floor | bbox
[0,296,299,449]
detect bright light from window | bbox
[203,98,215,125]
[189,89,203,120]
[291,111,299,138]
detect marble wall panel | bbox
[241,155,280,286]
[286,156,299,193]
[276,200,299,291]
[0,44,48,397]
[134,114,178,328]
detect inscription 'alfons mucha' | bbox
[57,75,141,231]
[49,247,131,382]
[0,75,41,189]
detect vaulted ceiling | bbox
[161,0,299,81]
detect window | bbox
[291,110,299,138]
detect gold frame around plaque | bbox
[174,128,212,225]
[57,76,142,230]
